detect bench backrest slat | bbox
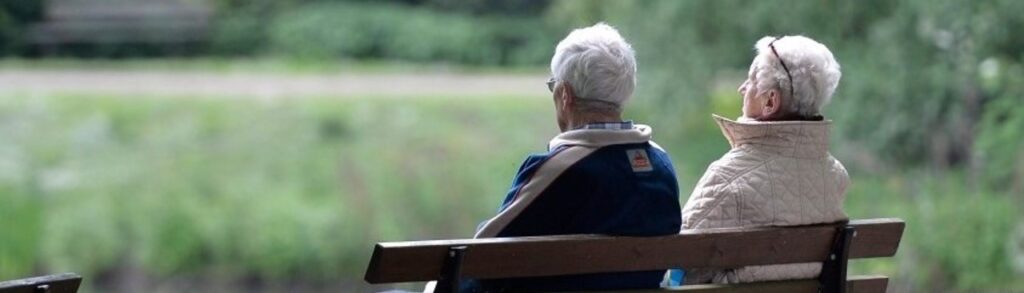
[365,218,904,283]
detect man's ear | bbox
[763,89,782,118]
[560,84,575,111]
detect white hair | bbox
[751,35,841,118]
[550,22,637,113]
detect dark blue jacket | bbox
[465,125,681,292]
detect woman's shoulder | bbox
[706,147,773,178]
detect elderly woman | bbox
[679,35,848,284]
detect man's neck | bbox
[567,112,624,130]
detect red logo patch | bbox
[626,149,653,172]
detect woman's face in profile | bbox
[739,61,764,120]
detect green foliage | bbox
[268,2,387,59]
[842,174,1021,292]
[378,7,489,63]
[906,173,1018,291]
[267,2,554,65]
[0,0,555,63]
[0,0,42,55]
[208,11,267,56]
[420,0,549,16]
[975,62,1024,193]
[208,0,316,55]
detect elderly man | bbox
[463,23,682,292]
[678,35,848,284]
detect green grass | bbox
[0,93,557,291]
[0,92,1019,292]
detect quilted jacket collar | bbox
[548,124,653,150]
[713,114,832,158]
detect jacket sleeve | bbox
[475,154,549,233]
[494,166,587,237]
[497,154,550,212]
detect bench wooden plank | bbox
[587,275,887,293]
[0,273,81,293]
[365,218,903,283]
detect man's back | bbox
[497,143,680,238]
[471,125,681,292]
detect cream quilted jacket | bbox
[681,115,849,284]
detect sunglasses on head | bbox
[768,38,795,98]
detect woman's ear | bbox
[763,89,782,118]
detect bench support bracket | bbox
[818,225,855,293]
[435,245,468,293]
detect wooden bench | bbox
[364,218,904,292]
[0,273,81,293]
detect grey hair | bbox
[550,22,637,113]
[752,35,841,118]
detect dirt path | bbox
[0,68,548,98]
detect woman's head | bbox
[738,36,841,121]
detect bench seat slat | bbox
[365,218,904,284]
[584,275,888,293]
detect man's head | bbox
[738,35,841,121]
[548,23,637,131]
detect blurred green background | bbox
[0,0,1022,292]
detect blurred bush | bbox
[842,174,1021,292]
[208,9,266,56]
[267,2,385,59]
[266,2,554,65]
[906,174,1018,291]
[0,0,41,56]
[0,0,555,64]
[975,60,1024,193]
